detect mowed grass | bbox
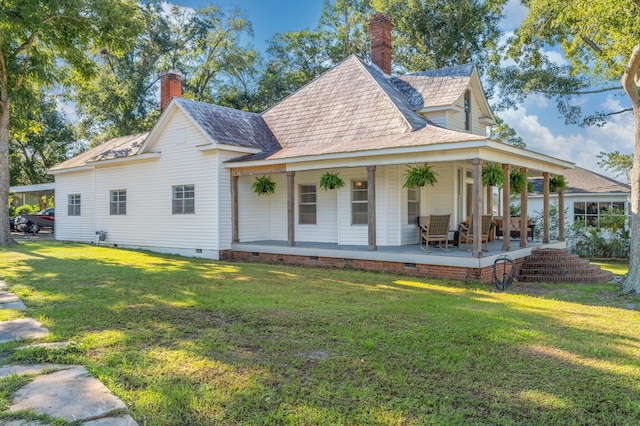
[0,242,639,425]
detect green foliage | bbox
[481,162,505,187]
[490,116,525,148]
[403,163,438,188]
[509,203,521,217]
[509,169,530,194]
[319,171,345,190]
[531,202,566,241]
[549,175,568,192]
[252,175,276,195]
[16,204,40,215]
[568,209,630,259]
[597,151,632,183]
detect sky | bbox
[170,0,634,181]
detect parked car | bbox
[15,208,54,233]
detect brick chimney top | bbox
[160,70,182,112]
[369,13,393,75]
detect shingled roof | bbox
[49,132,149,172]
[531,167,630,194]
[391,64,475,110]
[174,98,280,152]
[262,55,429,150]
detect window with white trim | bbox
[110,190,126,215]
[407,187,420,224]
[299,184,316,224]
[68,194,81,216]
[573,201,626,227]
[173,185,195,214]
[464,89,471,131]
[351,180,368,225]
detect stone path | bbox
[0,280,137,425]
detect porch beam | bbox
[232,165,286,177]
[520,167,528,248]
[558,186,565,241]
[543,172,550,244]
[287,171,295,247]
[367,165,377,251]
[502,164,511,252]
[231,172,239,243]
[472,159,483,258]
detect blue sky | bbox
[170,0,634,180]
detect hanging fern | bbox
[403,163,439,188]
[319,171,345,190]
[549,175,568,192]
[510,169,530,194]
[481,162,506,187]
[252,175,276,196]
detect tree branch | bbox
[622,44,640,105]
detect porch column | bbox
[558,186,565,241]
[543,172,550,244]
[287,171,296,247]
[472,159,483,258]
[520,167,528,248]
[502,164,511,252]
[231,172,239,243]
[486,185,492,214]
[367,166,377,251]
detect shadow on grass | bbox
[1,241,639,424]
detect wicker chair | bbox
[459,214,493,252]
[419,214,451,252]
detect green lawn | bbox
[1,242,639,425]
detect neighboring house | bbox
[528,167,630,228]
[50,14,572,280]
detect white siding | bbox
[238,175,271,242]
[337,167,369,245]
[54,170,96,243]
[295,171,338,243]
[421,111,447,128]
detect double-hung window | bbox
[407,187,420,224]
[68,194,81,216]
[351,180,368,225]
[299,185,316,224]
[110,190,126,215]
[173,185,195,214]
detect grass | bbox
[0,242,639,425]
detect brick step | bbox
[522,259,592,269]
[530,248,570,256]
[526,253,582,262]
[519,270,613,284]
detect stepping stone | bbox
[0,301,27,311]
[0,291,20,304]
[0,363,71,379]
[0,318,49,344]
[0,281,6,290]
[18,341,70,350]
[84,415,138,425]
[9,366,129,423]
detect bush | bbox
[16,204,40,215]
[567,209,629,258]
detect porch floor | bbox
[232,237,564,269]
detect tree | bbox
[0,0,142,245]
[490,116,525,148]
[506,0,640,293]
[10,89,80,208]
[597,151,633,183]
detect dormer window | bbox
[464,89,471,131]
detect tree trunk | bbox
[621,44,640,293]
[0,97,15,246]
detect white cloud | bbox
[500,105,633,179]
[501,0,528,31]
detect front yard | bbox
[1,242,639,425]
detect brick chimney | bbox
[369,13,393,75]
[160,71,182,112]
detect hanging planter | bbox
[252,175,276,196]
[403,163,439,188]
[481,162,506,187]
[319,171,345,190]
[510,169,531,194]
[549,175,568,192]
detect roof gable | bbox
[262,55,427,150]
[49,132,148,172]
[531,167,630,194]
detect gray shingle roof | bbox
[175,98,280,152]
[530,167,630,194]
[262,55,428,150]
[391,63,474,110]
[49,133,149,172]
